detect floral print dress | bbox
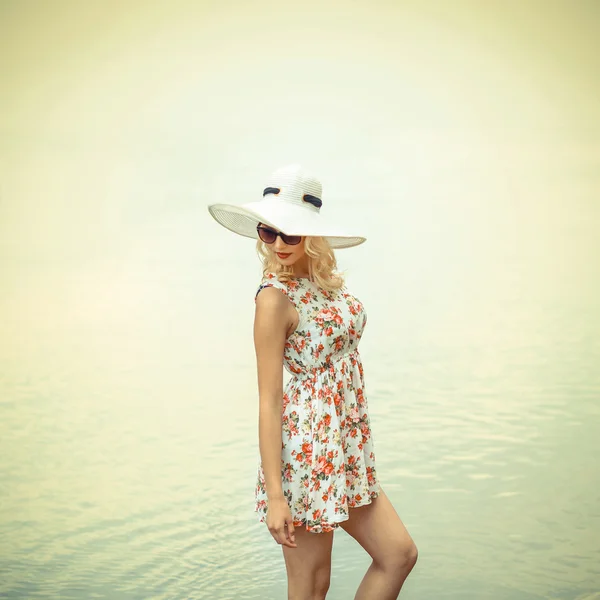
[254,272,380,533]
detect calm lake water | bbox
[2,0,600,596]
[1,176,599,600]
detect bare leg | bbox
[340,488,418,599]
[282,528,334,600]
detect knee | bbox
[406,540,418,570]
[379,539,418,574]
[314,567,331,599]
[288,567,330,600]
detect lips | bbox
[277,252,291,258]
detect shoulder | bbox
[254,275,293,335]
[255,271,289,301]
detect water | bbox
[1,189,599,598]
[2,2,599,597]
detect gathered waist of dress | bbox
[292,347,360,379]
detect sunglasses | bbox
[256,225,302,246]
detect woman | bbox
[208,164,418,599]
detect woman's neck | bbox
[292,268,311,280]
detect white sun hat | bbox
[207,164,366,249]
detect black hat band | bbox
[263,187,322,209]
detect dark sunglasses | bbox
[256,225,302,246]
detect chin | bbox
[276,257,297,266]
[273,252,296,264]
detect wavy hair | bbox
[256,235,345,291]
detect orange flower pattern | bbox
[254,272,380,533]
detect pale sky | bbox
[0,0,598,263]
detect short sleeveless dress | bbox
[254,271,380,533]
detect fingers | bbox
[270,525,285,546]
[269,524,297,548]
[286,519,296,546]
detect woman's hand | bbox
[266,497,297,548]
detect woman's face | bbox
[258,222,308,269]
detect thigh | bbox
[340,487,416,564]
[282,528,334,579]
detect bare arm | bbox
[254,286,291,502]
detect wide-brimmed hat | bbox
[207,164,366,249]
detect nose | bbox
[274,236,288,251]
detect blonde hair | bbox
[256,235,345,291]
